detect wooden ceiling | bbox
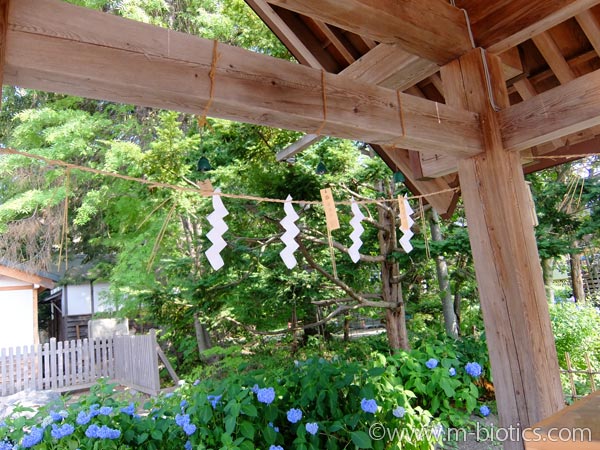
[245,0,600,215]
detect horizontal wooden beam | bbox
[456,0,600,53]
[266,0,473,65]
[0,265,55,289]
[500,67,600,152]
[4,0,482,158]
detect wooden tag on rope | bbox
[320,188,340,231]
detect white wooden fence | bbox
[0,331,160,397]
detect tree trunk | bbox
[428,209,459,338]
[541,257,555,303]
[377,185,409,351]
[570,249,586,302]
[453,290,461,333]
[194,314,212,359]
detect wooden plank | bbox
[276,133,321,161]
[156,344,179,385]
[311,20,356,65]
[244,0,324,69]
[266,0,472,64]
[443,49,564,447]
[42,342,49,390]
[1,348,6,396]
[501,67,600,152]
[524,390,600,449]
[499,47,524,80]
[7,347,14,395]
[532,32,576,84]
[4,0,482,158]
[456,0,600,53]
[15,347,21,393]
[0,0,8,109]
[576,9,600,56]
[36,343,42,391]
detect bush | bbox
[0,340,494,450]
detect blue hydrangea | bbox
[49,410,66,422]
[51,423,74,439]
[185,440,192,450]
[0,421,6,428]
[306,422,319,435]
[480,405,490,417]
[165,393,174,398]
[268,422,279,432]
[360,398,378,414]
[449,367,456,377]
[257,387,275,405]
[425,358,438,369]
[183,423,197,436]
[176,413,191,427]
[393,406,405,418]
[21,427,44,448]
[41,415,54,429]
[121,403,136,416]
[207,394,222,409]
[251,384,260,394]
[269,446,283,450]
[193,379,201,386]
[86,424,121,439]
[180,399,188,410]
[0,440,16,450]
[98,406,113,416]
[76,410,91,425]
[465,362,483,378]
[287,408,302,424]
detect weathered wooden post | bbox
[441,48,564,449]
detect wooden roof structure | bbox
[1,1,598,448]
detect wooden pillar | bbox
[441,49,564,449]
[0,0,8,108]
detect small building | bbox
[0,264,55,348]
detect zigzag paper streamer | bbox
[348,199,365,263]
[205,189,229,270]
[399,196,415,253]
[280,195,300,269]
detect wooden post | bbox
[441,48,564,449]
[0,0,8,109]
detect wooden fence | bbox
[0,331,160,397]
[561,352,599,401]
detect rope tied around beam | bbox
[396,90,406,137]
[197,40,220,128]
[314,69,328,136]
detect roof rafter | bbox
[4,0,482,159]
[265,0,473,65]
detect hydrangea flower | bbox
[49,410,67,422]
[0,440,16,450]
[393,406,406,418]
[0,421,6,428]
[306,422,319,435]
[193,379,201,386]
[425,358,438,369]
[41,415,54,429]
[360,398,378,414]
[180,399,188,410]
[287,408,303,424]
[165,392,174,398]
[207,394,222,409]
[251,384,260,394]
[121,403,136,416]
[98,406,113,416]
[257,387,275,405]
[21,427,44,448]
[480,405,491,417]
[449,367,456,377]
[86,424,121,439]
[51,423,75,439]
[185,440,192,450]
[465,362,483,378]
[268,422,279,432]
[269,446,284,450]
[176,414,191,428]
[183,423,197,436]
[76,410,91,425]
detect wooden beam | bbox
[372,145,458,217]
[532,31,576,84]
[276,133,321,161]
[265,0,472,65]
[0,265,55,289]
[575,9,600,57]
[501,68,600,152]
[456,0,600,53]
[244,0,325,69]
[523,135,600,174]
[311,20,356,65]
[4,0,482,158]
[341,44,439,91]
[442,49,563,446]
[0,0,8,107]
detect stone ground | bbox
[443,414,503,449]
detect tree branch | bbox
[301,233,385,263]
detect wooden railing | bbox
[0,331,161,397]
[561,352,599,401]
